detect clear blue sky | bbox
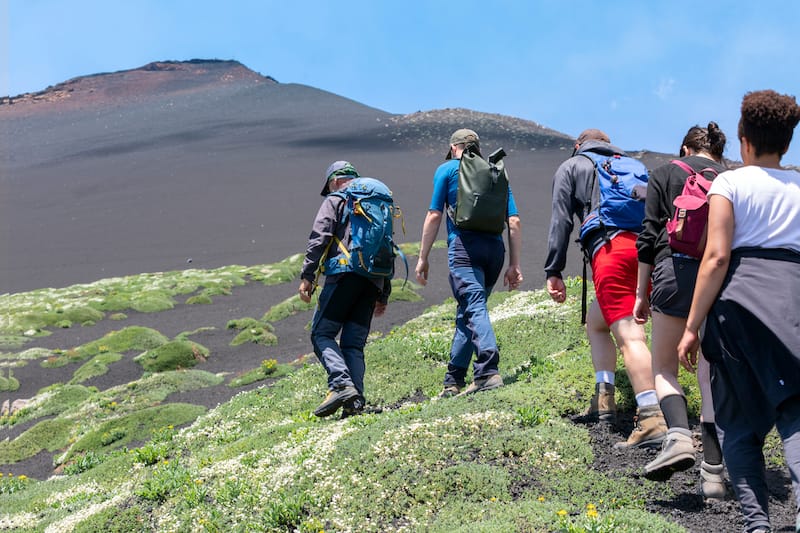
[3,0,799,164]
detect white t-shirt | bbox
[709,165,800,252]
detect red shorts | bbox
[591,231,641,326]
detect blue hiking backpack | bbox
[578,151,649,246]
[321,177,407,281]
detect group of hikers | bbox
[296,89,800,533]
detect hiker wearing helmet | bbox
[544,129,666,450]
[415,128,523,397]
[298,161,392,419]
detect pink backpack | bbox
[665,159,718,258]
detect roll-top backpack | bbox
[449,146,509,235]
[321,177,407,280]
[578,151,649,247]
[665,159,718,258]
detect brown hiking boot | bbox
[582,382,616,423]
[458,374,504,396]
[613,405,667,450]
[313,386,359,417]
[435,385,462,399]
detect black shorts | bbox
[650,255,700,318]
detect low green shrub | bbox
[134,340,209,372]
[185,294,212,305]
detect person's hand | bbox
[633,295,650,324]
[298,279,313,303]
[677,328,700,373]
[546,276,566,303]
[504,265,523,291]
[415,258,429,286]
[374,302,387,317]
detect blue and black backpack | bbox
[576,150,648,325]
[321,177,407,281]
[578,151,649,248]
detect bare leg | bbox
[610,316,655,396]
[650,311,686,398]
[586,299,617,374]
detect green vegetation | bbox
[228,358,294,387]
[70,352,124,384]
[227,318,278,347]
[0,253,768,532]
[0,259,306,350]
[185,293,213,305]
[0,368,20,391]
[261,294,315,323]
[0,274,706,532]
[134,340,209,372]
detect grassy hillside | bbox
[2,252,764,532]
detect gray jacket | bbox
[544,140,627,278]
[300,194,390,302]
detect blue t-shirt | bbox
[429,159,519,241]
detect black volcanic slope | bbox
[0,59,668,294]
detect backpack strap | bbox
[577,152,611,252]
[312,196,349,293]
[670,159,695,175]
[671,159,719,181]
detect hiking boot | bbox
[340,396,366,419]
[613,405,667,450]
[700,460,727,501]
[313,386,359,417]
[644,427,696,481]
[458,374,504,396]
[581,382,617,423]
[435,385,462,399]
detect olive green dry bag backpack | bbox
[450,146,509,234]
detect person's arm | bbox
[298,197,340,300]
[544,159,578,301]
[503,215,523,290]
[677,194,734,371]
[415,210,443,286]
[636,165,668,265]
[633,262,653,324]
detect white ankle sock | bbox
[595,371,615,385]
[635,389,659,407]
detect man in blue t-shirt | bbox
[415,128,523,397]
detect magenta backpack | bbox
[665,159,718,258]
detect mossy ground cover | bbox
[1,251,790,532]
[1,277,702,532]
[0,255,305,350]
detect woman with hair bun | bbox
[678,90,800,533]
[634,122,728,495]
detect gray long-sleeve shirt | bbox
[543,140,627,278]
[300,194,390,303]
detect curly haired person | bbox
[678,90,800,533]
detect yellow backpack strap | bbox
[313,236,351,292]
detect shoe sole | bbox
[644,455,696,481]
[314,389,359,417]
[634,435,668,449]
[613,436,667,451]
[458,378,503,396]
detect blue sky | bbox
[3,0,799,164]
